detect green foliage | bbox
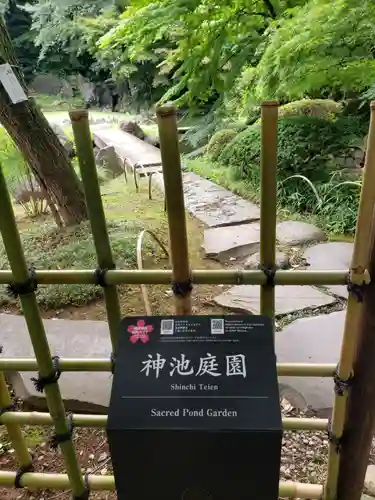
[0,220,140,308]
[206,129,238,161]
[219,115,366,184]
[251,0,375,102]
[279,99,343,120]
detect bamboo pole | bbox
[0,358,336,376]
[0,410,328,431]
[156,104,192,314]
[335,114,375,500]
[0,472,323,498]
[0,268,350,285]
[324,102,375,500]
[69,110,121,352]
[260,101,279,329]
[0,372,32,468]
[0,165,86,498]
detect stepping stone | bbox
[1,314,112,413]
[365,465,375,497]
[214,285,335,315]
[303,242,353,298]
[203,223,260,261]
[182,172,260,228]
[244,251,289,270]
[276,221,326,246]
[276,311,346,416]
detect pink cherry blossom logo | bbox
[127,319,153,344]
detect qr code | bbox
[210,318,224,334]
[160,319,174,335]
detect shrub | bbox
[278,99,343,120]
[206,129,238,161]
[219,114,366,185]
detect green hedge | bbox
[206,129,238,161]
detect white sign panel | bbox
[0,63,27,104]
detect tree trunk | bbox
[0,17,88,226]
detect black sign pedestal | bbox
[107,315,282,500]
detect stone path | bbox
[1,313,112,413]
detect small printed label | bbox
[210,318,224,334]
[160,319,174,335]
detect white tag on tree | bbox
[0,63,27,104]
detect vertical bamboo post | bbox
[156,104,192,315]
[0,164,86,497]
[260,101,279,329]
[324,102,375,500]
[69,110,122,351]
[0,372,32,468]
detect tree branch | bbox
[263,0,277,19]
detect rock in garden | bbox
[303,242,353,298]
[276,221,326,246]
[244,251,290,270]
[214,284,335,315]
[276,311,346,416]
[95,145,123,177]
[1,313,112,413]
[203,223,261,261]
[50,123,75,159]
[119,120,146,140]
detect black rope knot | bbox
[15,464,34,489]
[73,473,90,500]
[94,264,116,288]
[172,277,193,297]
[345,272,368,302]
[7,267,37,298]
[49,412,74,450]
[31,356,61,393]
[260,265,276,287]
[327,418,344,453]
[333,364,353,396]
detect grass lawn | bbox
[0,175,227,320]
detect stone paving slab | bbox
[182,172,260,228]
[203,223,261,261]
[214,285,335,315]
[276,311,346,416]
[1,314,112,413]
[303,242,354,298]
[245,251,290,270]
[276,220,326,246]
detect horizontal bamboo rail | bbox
[0,269,351,285]
[0,472,323,498]
[0,411,328,431]
[0,358,336,376]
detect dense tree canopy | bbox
[1,0,375,115]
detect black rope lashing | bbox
[327,418,343,453]
[172,277,193,297]
[94,264,116,288]
[110,352,116,374]
[49,412,74,450]
[14,464,33,489]
[31,356,61,393]
[7,266,37,298]
[260,265,276,287]
[345,272,368,303]
[73,472,90,500]
[333,364,353,396]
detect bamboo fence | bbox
[1,102,375,499]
